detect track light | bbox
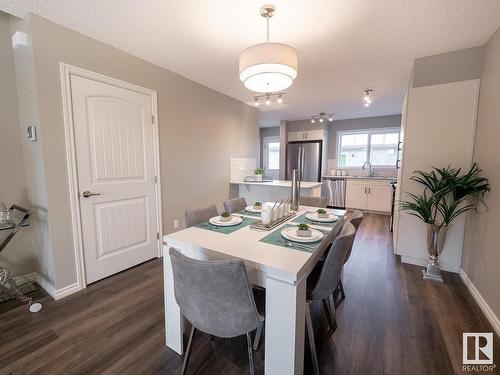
[265,95,271,105]
[362,89,374,107]
[310,112,334,124]
[251,92,286,107]
[254,97,260,106]
[277,94,283,104]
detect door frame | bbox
[60,63,163,290]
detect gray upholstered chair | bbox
[169,248,264,375]
[305,222,356,375]
[223,197,247,214]
[185,204,218,227]
[300,196,327,208]
[337,210,364,301]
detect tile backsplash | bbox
[326,159,397,179]
[230,158,257,183]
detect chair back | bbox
[169,248,261,338]
[223,197,247,214]
[309,222,356,301]
[300,196,327,208]
[344,210,363,264]
[185,204,218,227]
[349,210,364,231]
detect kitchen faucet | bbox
[362,161,374,177]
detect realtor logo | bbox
[463,333,493,365]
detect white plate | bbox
[280,227,324,243]
[209,215,243,227]
[245,205,263,213]
[305,213,339,223]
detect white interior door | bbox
[71,75,158,284]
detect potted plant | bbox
[316,208,328,218]
[253,201,262,210]
[220,211,232,222]
[296,223,312,237]
[400,163,490,282]
[254,168,264,182]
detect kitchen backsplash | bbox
[326,159,397,178]
[230,158,257,183]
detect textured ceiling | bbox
[2,1,500,127]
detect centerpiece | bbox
[399,163,489,282]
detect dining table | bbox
[163,204,347,375]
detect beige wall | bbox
[462,28,500,319]
[12,14,259,290]
[0,12,36,275]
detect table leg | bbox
[163,245,184,354]
[265,276,306,375]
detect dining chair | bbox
[337,210,364,301]
[185,204,218,227]
[169,248,264,375]
[300,196,327,208]
[223,197,247,214]
[305,222,356,375]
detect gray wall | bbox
[10,14,259,290]
[0,12,36,276]
[462,28,500,319]
[412,46,484,88]
[259,126,280,168]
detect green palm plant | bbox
[400,163,490,226]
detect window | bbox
[338,128,400,168]
[263,136,280,179]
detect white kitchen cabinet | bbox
[346,179,392,213]
[288,129,323,142]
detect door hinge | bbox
[156,232,160,240]
[154,175,158,184]
[151,115,155,123]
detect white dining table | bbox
[163,205,347,375]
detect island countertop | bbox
[230,180,323,189]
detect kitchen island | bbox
[231,180,322,204]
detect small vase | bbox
[255,174,263,182]
[422,223,448,282]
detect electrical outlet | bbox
[173,219,179,229]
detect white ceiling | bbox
[2,1,500,127]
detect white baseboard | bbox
[35,273,82,300]
[400,255,460,273]
[459,269,500,337]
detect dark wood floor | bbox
[1,213,499,374]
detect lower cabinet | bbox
[346,179,392,213]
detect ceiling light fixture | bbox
[310,112,335,124]
[253,92,286,107]
[362,89,374,107]
[239,5,298,93]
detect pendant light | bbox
[239,5,298,93]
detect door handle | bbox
[396,159,401,169]
[82,190,101,198]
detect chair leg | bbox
[246,332,255,375]
[322,298,337,333]
[253,321,263,350]
[339,279,346,300]
[181,326,196,375]
[305,304,320,375]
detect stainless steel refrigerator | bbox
[286,141,322,182]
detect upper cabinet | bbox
[288,129,323,142]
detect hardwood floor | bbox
[1,213,499,374]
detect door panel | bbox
[71,75,158,284]
[366,184,392,212]
[346,182,367,209]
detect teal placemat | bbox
[236,209,261,218]
[196,217,255,234]
[259,224,327,253]
[292,212,339,228]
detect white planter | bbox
[255,174,263,181]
